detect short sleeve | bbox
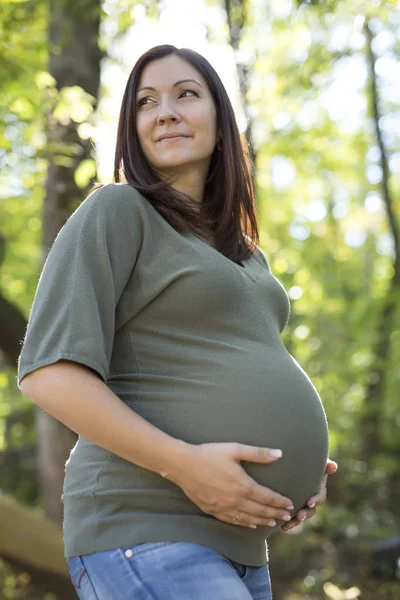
[17,184,144,388]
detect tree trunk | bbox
[360,20,400,463]
[38,0,103,524]
[0,290,28,368]
[224,0,257,187]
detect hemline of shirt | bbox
[63,511,270,567]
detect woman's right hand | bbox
[165,442,294,529]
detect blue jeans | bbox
[67,541,273,599]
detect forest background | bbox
[0,0,399,598]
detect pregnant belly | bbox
[237,353,329,513]
[124,347,330,514]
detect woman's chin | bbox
[156,160,189,171]
[151,151,210,173]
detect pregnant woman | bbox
[18,45,337,599]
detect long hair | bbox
[92,44,259,262]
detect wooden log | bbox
[0,493,68,576]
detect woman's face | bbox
[135,54,218,178]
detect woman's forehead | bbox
[138,55,206,91]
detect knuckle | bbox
[226,496,237,509]
[248,480,258,492]
[207,496,218,508]
[238,482,252,496]
[266,497,279,509]
[232,442,241,454]
[263,490,277,503]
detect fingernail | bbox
[268,520,276,527]
[308,502,315,508]
[269,449,282,457]
[299,515,306,521]
[286,504,294,510]
[283,515,291,521]
[249,524,257,529]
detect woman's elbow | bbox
[19,360,72,399]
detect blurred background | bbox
[0,0,399,598]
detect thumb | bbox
[234,444,283,464]
[325,460,338,475]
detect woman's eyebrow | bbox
[137,79,204,93]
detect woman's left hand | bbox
[281,459,338,532]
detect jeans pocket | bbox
[67,556,99,600]
[67,556,87,588]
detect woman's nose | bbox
[156,100,181,125]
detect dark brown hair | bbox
[92,44,259,262]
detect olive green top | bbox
[17,183,329,566]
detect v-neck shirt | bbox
[17,183,329,566]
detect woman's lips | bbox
[158,136,189,143]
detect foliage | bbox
[0,558,56,600]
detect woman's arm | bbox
[20,359,190,479]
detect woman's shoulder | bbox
[84,183,149,215]
[64,183,149,231]
[54,184,149,248]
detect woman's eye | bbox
[179,89,198,98]
[137,97,152,107]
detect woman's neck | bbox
[159,162,209,204]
